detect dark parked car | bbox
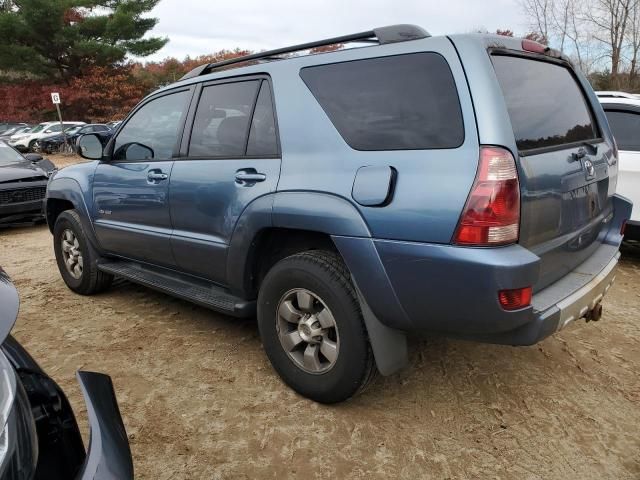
[0,267,133,479]
[49,25,631,403]
[1,143,56,226]
[36,124,112,154]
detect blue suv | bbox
[46,25,632,403]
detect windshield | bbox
[0,143,26,165]
[30,125,46,134]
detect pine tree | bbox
[0,0,168,80]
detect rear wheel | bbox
[53,210,112,295]
[257,250,375,403]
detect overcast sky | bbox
[142,0,528,62]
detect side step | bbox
[97,260,255,318]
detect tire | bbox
[257,250,376,403]
[53,209,113,295]
[28,140,37,152]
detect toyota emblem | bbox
[583,159,595,178]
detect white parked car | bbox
[599,96,640,239]
[8,121,85,152]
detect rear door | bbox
[169,77,280,284]
[92,88,192,267]
[602,105,640,222]
[491,54,614,290]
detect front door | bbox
[93,88,192,268]
[169,78,281,284]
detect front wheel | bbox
[53,209,113,295]
[257,251,375,403]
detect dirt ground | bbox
[0,154,639,479]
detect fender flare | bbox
[46,177,101,250]
[227,191,372,295]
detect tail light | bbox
[621,220,627,236]
[498,287,532,311]
[454,146,521,246]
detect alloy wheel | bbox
[61,229,83,279]
[276,288,340,374]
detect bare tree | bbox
[626,2,640,81]
[520,0,554,43]
[586,0,638,83]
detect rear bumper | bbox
[335,195,631,346]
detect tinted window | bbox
[492,55,597,151]
[247,82,278,156]
[114,90,189,161]
[605,110,640,151]
[189,81,260,157]
[300,53,464,151]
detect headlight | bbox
[0,351,37,479]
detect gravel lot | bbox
[0,155,638,479]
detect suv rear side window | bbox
[604,109,640,151]
[492,55,597,152]
[300,53,464,151]
[189,80,260,157]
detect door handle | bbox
[235,170,266,185]
[147,170,168,182]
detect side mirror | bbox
[77,134,104,160]
[44,129,52,134]
[113,142,154,161]
[23,153,43,163]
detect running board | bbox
[97,260,255,318]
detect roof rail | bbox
[180,24,430,81]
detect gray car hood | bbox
[0,268,19,344]
[0,162,48,183]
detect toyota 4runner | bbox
[46,25,632,403]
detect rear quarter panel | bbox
[270,36,479,244]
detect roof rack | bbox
[180,24,430,81]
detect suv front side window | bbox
[114,90,190,161]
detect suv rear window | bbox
[300,53,464,151]
[492,55,597,152]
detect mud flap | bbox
[354,282,408,376]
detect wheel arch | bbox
[46,177,100,251]
[226,191,372,298]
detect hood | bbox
[0,268,19,344]
[0,162,49,183]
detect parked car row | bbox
[35,124,113,154]
[0,120,122,153]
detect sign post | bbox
[51,92,67,153]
